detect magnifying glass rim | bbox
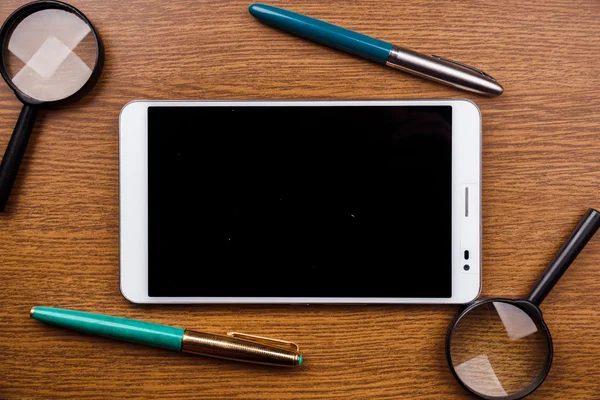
[0,0,104,106]
[446,297,554,400]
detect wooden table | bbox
[1,1,599,398]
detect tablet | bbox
[119,100,481,304]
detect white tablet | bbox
[119,100,481,304]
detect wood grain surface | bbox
[1,0,599,398]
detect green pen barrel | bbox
[249,4,392,63]
[30,307,184,351]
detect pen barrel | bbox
[249,4,392,63]
[386,45,503,96]
[30,307,184,351]
[181,330,301,367]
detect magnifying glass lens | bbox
[4,8,98,102]
[449,301,550,398]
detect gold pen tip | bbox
[30,307,36,317]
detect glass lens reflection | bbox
[449,302,550,398]
[4,8,97,102]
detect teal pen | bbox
[249,4,503,96]
[30,307,302,367]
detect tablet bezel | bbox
[119,100,481,304]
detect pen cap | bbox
[181,330,302,367]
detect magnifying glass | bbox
[0,0,104,211]
[447,208,600,400]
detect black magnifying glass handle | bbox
[0,104,38,211]
[528,208,600,306]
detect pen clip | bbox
[431,54,497,81]
[227,332,300,353]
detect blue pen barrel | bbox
[30,307,185,351]
[249,4,392,63]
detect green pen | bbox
[249,3,503,96]
[30,307,303,367]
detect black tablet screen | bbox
[147,105,452,298]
